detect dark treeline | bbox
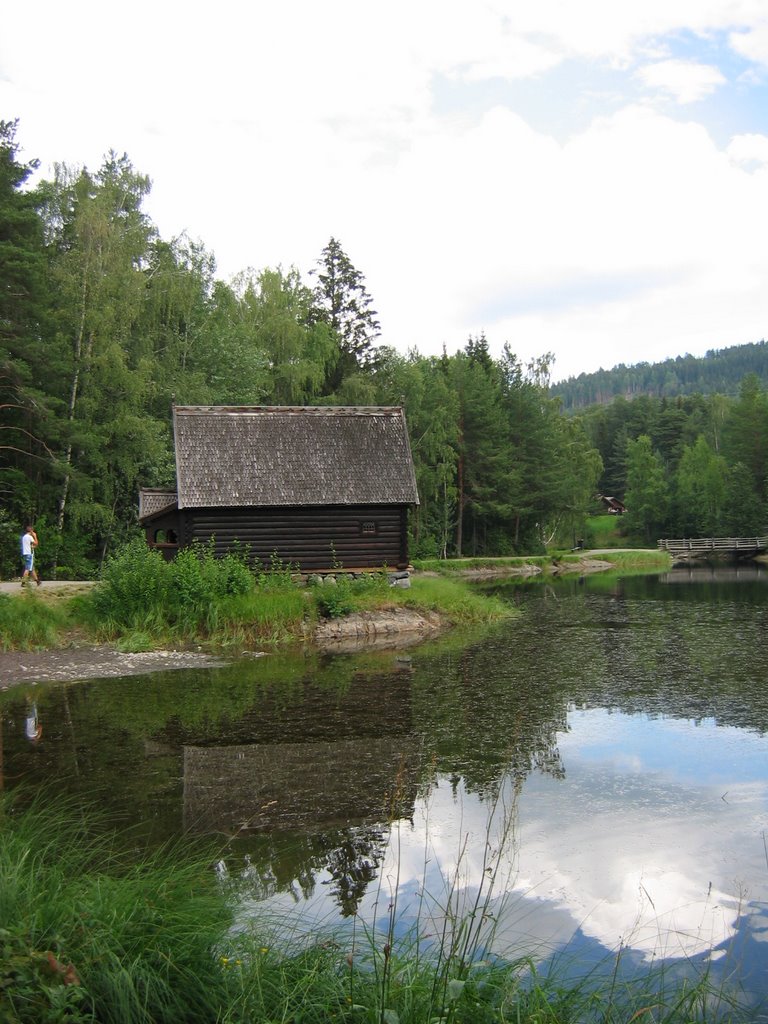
[582,384,768,542]
[552,340,768,410]
[1,120,602,576]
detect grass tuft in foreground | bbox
[0,794,751,1023]
[0,792,230,1024]
[0,592,70,650]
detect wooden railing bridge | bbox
[657,537,768,561]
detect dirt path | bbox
[0,580,97,598]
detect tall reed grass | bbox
[0,792,230,1023]
[0,592,69,650]
[0,794,750,1023]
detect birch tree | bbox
[40,153,158,566]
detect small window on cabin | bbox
[153,528,178,545]
[361,521,377,536]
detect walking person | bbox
[25,699,43,743]
[20,523,41,587]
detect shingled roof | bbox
[138,488,178,520]
[172,405,420,508]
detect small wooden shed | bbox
[138,405,420,572]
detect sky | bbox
[251,709,768,966]
[3,1,768,383]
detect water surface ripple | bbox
[3,565,768,1008]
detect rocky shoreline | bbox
[313,607,443,653]
[0,607,446,689]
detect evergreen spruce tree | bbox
[673,436,728,536]
[310,237,381,394]
[722,373,768,504]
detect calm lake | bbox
[3,566,768,1008]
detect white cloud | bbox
[727,131,768,166]
[251,756,767,964]
[636,59,727,103]
[357,101,768,378]
[730,21,768,65]
[2,1,768,379]
[482,1,768,65]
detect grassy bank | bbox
[0,591,74,651]
[1,795,748,1024]
[1,541,675,653]
[584,549,671,570]
[414,548,671,576]
[414,555,553,574]
[0,541,513,653]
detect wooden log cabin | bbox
[138,405,420,572]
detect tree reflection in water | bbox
[3,568,768,952]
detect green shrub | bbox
[88,541,258,639]
[90,539,170,629]
[218,552,254,596]
[167,544,258,634]
[312,577,356,618]
[169,545,212,610]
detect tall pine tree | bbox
[310,237,380,394]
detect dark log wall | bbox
[179,504,410,570]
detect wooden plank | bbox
[657,536,768,558]
[184,503,409,569]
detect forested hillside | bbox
[579,384,768,544]
[0,120,602,576]
[551,341,768,410]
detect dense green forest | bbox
[579,384,768,543]
[0,120,601,577]
[551,340,768,410]
[3,119,768,577]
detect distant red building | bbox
[600,495,627,515]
